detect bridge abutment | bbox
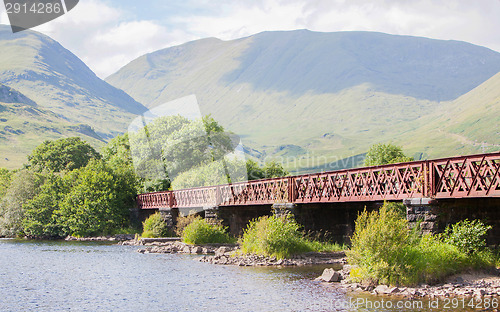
[159,208,178,233]
[404,198,439,235]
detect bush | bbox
[240,214,312,259]
[142,212,171,238]
[440,219,492,255]
[175,212,201,237]
[347,203,480,286]
[182,218,235,244]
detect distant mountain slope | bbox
[108,30,500,105]
[0,25,147,140]
[395,72,500,157]
[0,84,104,169]
[107,30,500,171]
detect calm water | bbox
[0,239,482,312]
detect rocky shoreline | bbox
[128,239,346,266]
[128,238,500,299]
[65,234,136,242]
[317,266,500,299]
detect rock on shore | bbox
[65,234,136,242]
[316,266,500,299]
[130,239,347,266]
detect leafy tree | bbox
[363,143,413,167]
[28,137,101,172]
[0,170,45,236]
[263,161,289,178]
[22,174,68,238]
[56,160,135,236]
[246,159,265,180]
[129,115,235,189]
[0,168,12,201]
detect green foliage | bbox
[363,143,413,167]
[246,159,288,181]
[142,212,171,238]
[246,159,265,180]
[0,169,45,236]
[171,158,247,189]
[384,201,407,219]
[27,137,101,172]
[56,160,134,237]
[175,212,201,237]
[240,214,312,259]
[182,218,235,244]
[440,219,492,255]
[22,174,67,238]
[263,161,289,178]
[0,168,12,200]
[347,203,493,286]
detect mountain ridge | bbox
[0,25,147,140]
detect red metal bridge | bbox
[137,152,500,210]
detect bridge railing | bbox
[136,152,500,209]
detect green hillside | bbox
[107,30,500,173]
[0,84,104,169]
[0,25,147,140]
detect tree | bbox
[22,174,68,238]
[246,159,265,180]
[0,170,45,236]
[27,137,101,172]
[56,160,135,236]
[363,143,413,167]
[0,168,12,201]
[263,161,289,178]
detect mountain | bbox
[107,30,500,172]
[0,83,104,169]
[393,71,500,157]
[0,25,147,140]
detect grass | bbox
[347,203,495,286]
[239,214,345,259]
[182,218,235,245]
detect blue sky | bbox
[1,0,500,78]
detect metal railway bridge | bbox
[136,152,500,241]
[137,152,500,210]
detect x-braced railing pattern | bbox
[137,152,500,209]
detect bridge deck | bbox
[137,152,500,209]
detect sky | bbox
[1,0,500,78]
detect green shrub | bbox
[182,218,235,244]
[142,212,171,238]
[240,214,312,259]
[440,219,491,255]
[347,203,480,286]
[175,212,201,237]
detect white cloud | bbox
[30,0,195,78]
[1,0,500,78]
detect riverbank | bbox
[318,266,500,299]
[131,238,500,299]
[65,234,136,242]
[129,239,347,266]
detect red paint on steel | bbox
[136,152,500,209]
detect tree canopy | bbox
[27,137,100,172]
[363,143,413,167]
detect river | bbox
[0,239,482,311]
